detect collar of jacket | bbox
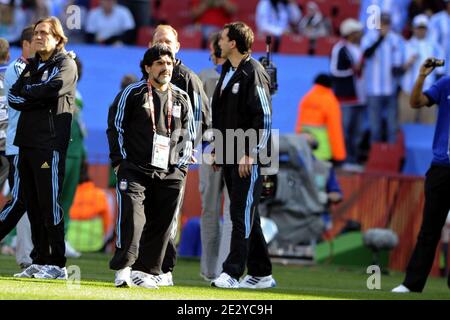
[32,49,76,71]
[223,54,252,74]
[219,55,252,94]
[35,48,66,64]
[172,58,184,81]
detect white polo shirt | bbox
[86,4,135,41]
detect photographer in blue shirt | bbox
[392,57,450,293]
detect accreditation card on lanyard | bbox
[147,81,173,170]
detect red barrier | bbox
[331,172,442,276]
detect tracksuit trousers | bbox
[222,164,272,279]
[161,178,186,274]
[199,163,232,280]
[18,147,66,268]
[0,154,33,267]
[403,165,450,292]
[109,160,185,275]
[0,155,26,240]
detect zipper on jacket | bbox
[49,110,56,137]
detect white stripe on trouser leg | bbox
[244,165,258,239]
[52,151,62,225]
[115,185,122,248]
[0,155,20,221]
[169,183,185,241]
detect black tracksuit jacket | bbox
[8,49,78,152]
[107,81,195,171]
[211,56,272,164]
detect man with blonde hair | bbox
[8,17,78,280]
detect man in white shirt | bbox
[85,0,135,45]
[255,0,301,51]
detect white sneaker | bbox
[114,266,132,287]
[33,265,68,280]
[65,241,81,258]
[391,284,411,293]
[239,275,277,289]
[131,270,159,289]
[211,272,240,289]
[13,264,44,278]
[151,272,174,286]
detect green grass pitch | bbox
[0,253,449,300]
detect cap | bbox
[412,14,429,28]
[340,18,363,37]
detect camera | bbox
[260,174,277,201]
[424,58,445,68]
[259,36,278,95]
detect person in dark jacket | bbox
[150,24,210,286]
[8,17,78,280]
[210,21,276,289]
[330,18,365,166]
[107,44,195,289]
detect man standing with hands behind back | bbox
[211,21,276,289]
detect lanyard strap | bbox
[147,81,173,136]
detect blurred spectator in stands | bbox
[299,1,331,39]
[118,0,152,44]
[0,0,27,46]
[58,0,88,43]
[69,161,114,253]
[85,0,135,45]
[23,0,50,25]
[47,0,68,17]
[295,74,346,164]
[330,18,365,168]
[408,0,444,24]
[400,14,444,124]
[361,13,404,143]
[197,31,231,282]
[359,0,410,34]
[191,0,237,49]
[429,0,450,76]
[255,0,301,51]
[405,0,443,38]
